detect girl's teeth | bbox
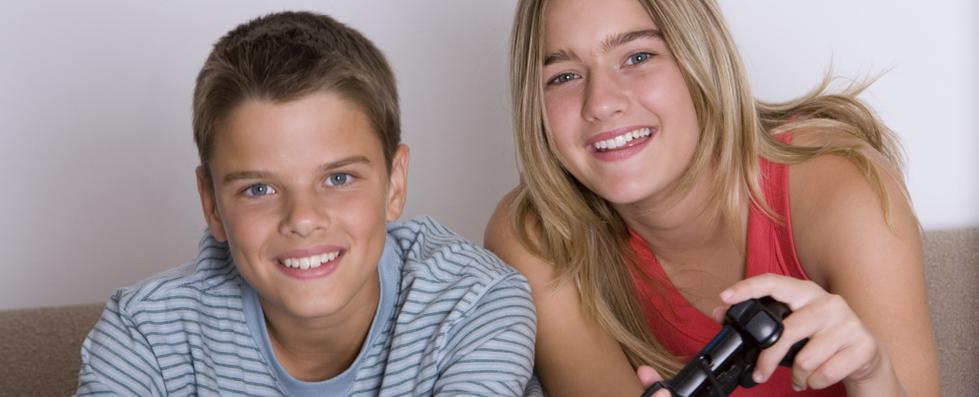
[593,128,652,151]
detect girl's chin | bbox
[590,183,657,205]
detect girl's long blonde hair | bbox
[508,0,906,375]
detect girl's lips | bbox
[590,134,653,162]
[584,126,656,147]
[586,126,656,162]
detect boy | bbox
[76,11,537,396]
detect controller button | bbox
[744,311,780,347]
[726,300,753,322]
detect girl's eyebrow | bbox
[601,29,662,52]
[544,29,663,66]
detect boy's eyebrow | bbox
[318,155,371,172]
[543,29,663,66]
[222,170,271,184]
[220,156,372,184]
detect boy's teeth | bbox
[592,127,652,151]
[282,252,339,269]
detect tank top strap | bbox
[744,132,810,279]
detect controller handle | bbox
[640,297,807,397]
[734,297,808,388]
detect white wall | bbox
[1,0,975,310]
[719,0,979,232]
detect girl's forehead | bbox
[541,0,658,51]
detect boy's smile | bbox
[197,92,408,324]
[275,245,343,279]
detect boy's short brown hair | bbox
[193,11,400,183]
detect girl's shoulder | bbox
[784,128,919,285]
[484,188,561,287]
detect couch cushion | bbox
[923,227,979,396]
[0,303,103,397]
[0,229,975,396]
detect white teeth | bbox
[281,251,340,269]
[592,127,652,151]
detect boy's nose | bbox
[582,71,628,122]
[280,193,328,238]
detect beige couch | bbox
[2,228,976,396]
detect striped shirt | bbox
[76,216,540,396]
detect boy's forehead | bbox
[210,93,386,169]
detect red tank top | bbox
[629,136,847,396]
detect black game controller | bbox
[640,297,807,397]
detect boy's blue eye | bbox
[625,52,653,66]
[548,72,579,85]
[244,184,275,197]
[326,173,352,187]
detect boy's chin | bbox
[266,290,356,321]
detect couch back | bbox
[1,228,976,396]
[923,228,979,396]
[0,303,103,396]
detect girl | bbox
[485,0,939,395]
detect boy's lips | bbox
[274,246,345,279]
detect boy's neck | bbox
[262,271,381,382]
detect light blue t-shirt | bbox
[76,217,540,396]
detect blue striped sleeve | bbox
[433,273,537,396]
[76,291,166,397]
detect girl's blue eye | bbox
[548,72,579,85]
[244,184,275,197]
[625,52,653,66]
[326,173,352,186]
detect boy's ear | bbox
[196,166,228,242]
[385,145,410,222]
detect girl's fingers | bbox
[800,341,876,390]
[794,314,879,389]
[636,365,662,387]
[751,302,826,383]
[710,306,725,323]
[719,274,822,311]
[637,365,671,397]
[719,274,886,391]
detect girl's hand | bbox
[636,365,671,397]
[717,273,903,394]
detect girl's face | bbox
[541,0,700,206]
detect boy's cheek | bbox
[210,201,267,242]
[215,193,388,239]
[201,196,228,242]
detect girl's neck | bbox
[262,274,380,382]
[616,169,747,264]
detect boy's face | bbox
[197,92,408,322]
